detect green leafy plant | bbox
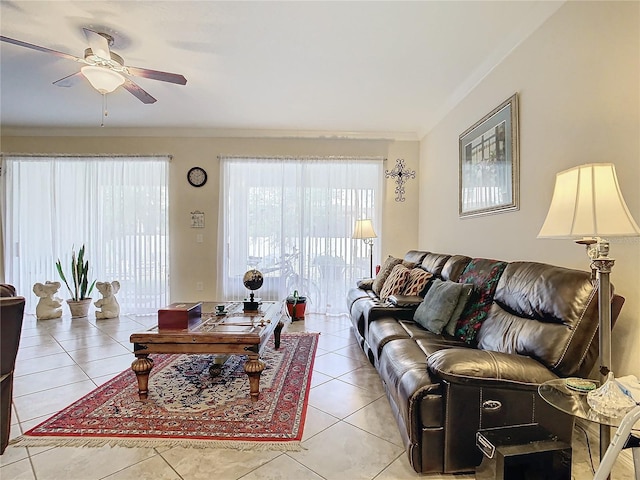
[55,245,96,301]
[287,289,299,305]
[286,290,307,320]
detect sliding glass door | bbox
[1,155,170,314]
[219,156,382,314]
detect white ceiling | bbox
[0,1,563,139]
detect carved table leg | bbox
[244,357,265,402]
[131,354,154,400]
[274,319,285,349]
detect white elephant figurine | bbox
[33,281,63,320]
[94,281,121,319]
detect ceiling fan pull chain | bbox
[101,93,108,127]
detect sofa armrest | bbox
[427,348,558,388]
[364,302,417,322]
[356,278,375,290]
[388,294,423,308]
[0,284,17,297]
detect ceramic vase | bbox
[67,298,92,318]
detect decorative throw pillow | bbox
[454,259,508,344]
[413,279,465,335]
[444,283,474,337]
[379,264,411,301]
[402,268,433,296]
[372,256,403,296]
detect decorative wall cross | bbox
[385,158,415,202]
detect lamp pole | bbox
[591,243,615,462]
[364,237,375,278]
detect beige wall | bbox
[0,135,419,302]
[420,1,640,377]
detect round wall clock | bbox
[187,167,207,187]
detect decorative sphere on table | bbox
[243,269,264,291]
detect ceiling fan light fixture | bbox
[81,65,125,94]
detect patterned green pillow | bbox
[413,279,464,334]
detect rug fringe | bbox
[10,435,304,452]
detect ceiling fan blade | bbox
[0,35,83,62]
[126,66,187,85]
[83,28,111,60]
[123,78,157,104]
[53,71,84,88]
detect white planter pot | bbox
[67,298,92,318]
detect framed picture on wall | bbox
[459,93,519,218]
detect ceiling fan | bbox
[0,28,187,104]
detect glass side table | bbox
[539,379,639,480]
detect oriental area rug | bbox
[12,332,319,451]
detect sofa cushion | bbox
[414,279,465,334]
[372,256,403,295]
[440,255,472,282]
[403,250,430,266]
[454,258,507,344]
[413,335,469,354]
[379,264,411,300]
[367,318,411,363]
[420,253,451,277]
[402,268,433,296]
[427,348,558,388]
[477,261,602,377]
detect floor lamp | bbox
[352,219,377,278]
[538,163,640,467]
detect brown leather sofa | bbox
[347,250,625,474]
[1,284,25,455]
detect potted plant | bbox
[56,245,96,318]
[286,290,307,321]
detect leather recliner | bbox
[1,284,25,455]
[347,251,625,474]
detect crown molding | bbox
[1,126,420,142]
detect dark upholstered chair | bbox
[1,284,25,454]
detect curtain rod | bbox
[217,155,385,162]
[0,153,173,160]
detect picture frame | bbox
[459,93,519,218]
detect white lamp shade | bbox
[538,163,640,239]
[81,66,125,94]
[352,219,377,239]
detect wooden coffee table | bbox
[130,301,285,402]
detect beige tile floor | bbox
[1,311,635,479]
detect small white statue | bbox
[94,281,121,319]
[33,281,63,320]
